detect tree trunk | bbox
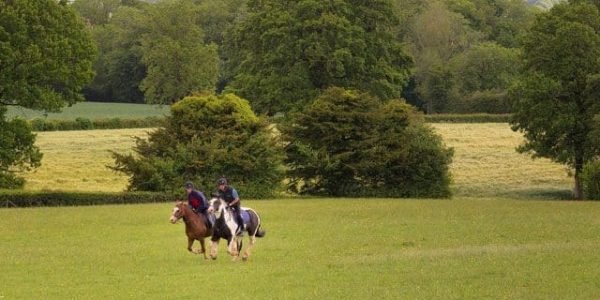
[574,156,584,200]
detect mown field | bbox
[21,123,573,197]
[3,123,598,299]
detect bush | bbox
[582,160,600,200]
[280,87,454,198]
[110,93,284,198]
[29,117,164,131]
[449,90,512,114]
[425,113,511,123]
[0,191,174,207]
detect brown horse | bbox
[169,201,213,259]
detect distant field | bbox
[20,123,573,198]
[22,128,151,192]
[6,102,170,120]
[432,123,572,199]
[1,198,599,299]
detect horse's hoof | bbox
[211,256,217,260]
[242,256,248,261]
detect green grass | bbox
[6,102,170,120]
[1,198,599,299]
[3,123,596,298]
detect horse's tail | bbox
[247,207,266,238]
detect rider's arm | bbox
[228,188,240,207]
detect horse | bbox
[169,201,213,260]
[208,197,265,261]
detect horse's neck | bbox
[182,207,201,224]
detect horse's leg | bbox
[242,236,256,261]
[187,237,194,253]
[199,238,208,260]
[229,237,240,261]
[210,240,219,260]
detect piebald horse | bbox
[169,201,213,259]
[208,197,265,261]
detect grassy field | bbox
[1,199,599,299]
[3,123,597,299]
[22,128,152,192]
[6,102,170,120]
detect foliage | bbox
[84,5,148,103]
[139,0,219,104]
[71,0,122,26]
[425,113,511,123]
[84,0,220,104]
[0,108,42,189]
[224,0,412,115]
[281,87,453,197]
[408,0,480,113]
[0,0,94,188]
[28,116,163,131]
[582,160,600,200]
[447,0,536,48]
[509,1,600,199]
[0,190,173,207]
[0,0,96,111]
[111,93,284,198]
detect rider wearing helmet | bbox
[216,177,244,231]
[184,181,212,228]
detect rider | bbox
[216,177,244,231]
[184,181,213,228]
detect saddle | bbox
[240,210,251,226]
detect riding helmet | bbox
[184,181,194,189]
[217,177,227,185]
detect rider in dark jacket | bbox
[185,181,212,228]
[216,177,244,231]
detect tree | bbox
[111,93,284,198]
[408,0,479,113]
[224,0,412,115]
[139,0,219,104]
[0,0,95,188]
[0,0,96,111]
[85,1,220,104]
[449,42,521,113]
[281,87,453,197]
[447,0,536,48]
[509,1,600,199]
[72,0,122,26]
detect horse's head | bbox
[208,196,225,218]
[170,201,186,224]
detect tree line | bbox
[1,0,600,199]
[76,0,539,114]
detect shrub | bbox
[110,93,284,198]
[280,87,454,198]
[425,113,511,123]
[29,117,164,131]
[582,160,600,200]
[0,191,174,207]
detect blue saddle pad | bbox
[240,210,251,225]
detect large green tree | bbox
[139,0,219,104]
[225,0,412,115]
[509,1,600,199]
[111,93,284,197]
[84,0,220,104]
[281,87,453,197]
[0,0,95,188]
